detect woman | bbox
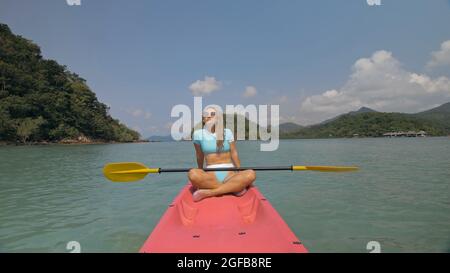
[188,106,256,202]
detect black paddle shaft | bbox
[158,166,294,173]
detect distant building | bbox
[417,130,427,137]
[383,131,427,137]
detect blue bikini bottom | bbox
[204,163,248,196]
[206,163,234,182]
[214,171,229,182]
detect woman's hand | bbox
[230,142,240,168]
[194,144,204,168]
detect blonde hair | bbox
[203,106,225,152]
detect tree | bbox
[16,116,45,143]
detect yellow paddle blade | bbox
[292,165,359,172]
[103,162,159,182]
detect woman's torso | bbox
[193,129,234,166]
[205,151,232,166]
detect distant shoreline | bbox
[0,139,150,146]
[2,136,448,146]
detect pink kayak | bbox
[140,184,308,253]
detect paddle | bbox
[103,162,359,182]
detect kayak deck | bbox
[140,184,308,253]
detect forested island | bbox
[0,23,140,144]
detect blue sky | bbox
[1,0,450,137]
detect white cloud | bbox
[409,73,450,93]
[242,86,258,98]
[127,109,152,120]
[297,50,450,124]
[427,40,450,68]
[189,76,221,96]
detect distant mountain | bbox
[147,135,174,142]
[279,122,303,134]
[413,102,450,132]
[320,106,377,125]
[150,103,450,141]
[281,103,450,138]
[349,106,377,115]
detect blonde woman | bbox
[188,107,256,202]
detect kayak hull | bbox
[140,184,308,253]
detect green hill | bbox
[191,113,264,140]
[279,122,303,134]
[319,106,377,125]
[413,102,450,132]
[0,23,139,143]
[281,103,450,139]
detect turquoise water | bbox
[0,138,449,253]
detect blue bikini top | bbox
[192,128,234,154]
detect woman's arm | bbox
[230,142,241,168]
[194,144,204,168]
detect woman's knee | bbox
[188,168,202,182]
[244,169,256,182]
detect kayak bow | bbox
[103,162,358,252]
[140,184,308,253]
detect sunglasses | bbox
[202,111,216,118]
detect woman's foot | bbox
[233,187,248,197]
[193,189,213,202]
